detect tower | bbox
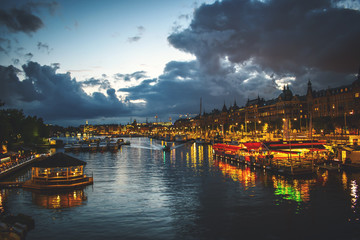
[222,101,227,112]
[306,79,313,97]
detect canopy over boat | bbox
[33,153,86,168]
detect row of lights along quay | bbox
[58,72,360,147]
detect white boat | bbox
[89,142,98,151]
[64,144,72,152]
[81,143,90,151]
[108,140,118,150]
[72,143,81,152]
[98,141,108,151]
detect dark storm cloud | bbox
[0,62,129,124]
[0,38,11,54]
[168,0,360,87]
[0,8,44,33]
[0,65,38,105]
[0,1,58,34]
[119,60,256,118]
[119,61,203,116]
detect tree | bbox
[0,108,49,149]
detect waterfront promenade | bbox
[0,154,48,180]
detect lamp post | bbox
[344,112,347,135]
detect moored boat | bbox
[22,152,93,190]
[81,142,90,151]
[89,142,98,151]
[98,141,108,151]
[64,144,73,152]
[212,140,327,176]
[108,140,118,150]
[72,143,81,152]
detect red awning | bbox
[243,142,262,150]
[213,144,243,152]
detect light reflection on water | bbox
[30,189,87,209]
[2,137,360,239]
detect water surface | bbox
[2,137,360,239]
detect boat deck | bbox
[22,177,93,190]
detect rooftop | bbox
[33,153,87,168]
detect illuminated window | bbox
[355,93,359,98]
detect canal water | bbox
[1,137,360,240]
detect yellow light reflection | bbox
[215,161,256,190]
[170,146,176,163]
[198,144,204,167]
[186,152,190,168]
[0,189,6,214]
[342,172,348,190]
[208,145,213,163]
[32,189,87,209]
[321,171,328,186]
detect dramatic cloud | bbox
[2,0,359,125]
[0,38,11,54]
[81,77,111,90]
[0,8,44,33]
[119,61,204,117]
[0,1,58,33]
[168,0,360,90]
[0,62,130,125]
[119,60,277,119]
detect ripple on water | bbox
[3,138,360,240]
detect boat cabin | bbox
[23,152,93,190]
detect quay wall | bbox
[0,155,47,180]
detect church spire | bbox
[307,79,313,97]
[222,101,227,112]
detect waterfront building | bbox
[22,152,93,190]
[174,68,360,137]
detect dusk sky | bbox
[1,0,360,126]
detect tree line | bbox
[0,101,49,150]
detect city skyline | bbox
[1,0,360,126]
